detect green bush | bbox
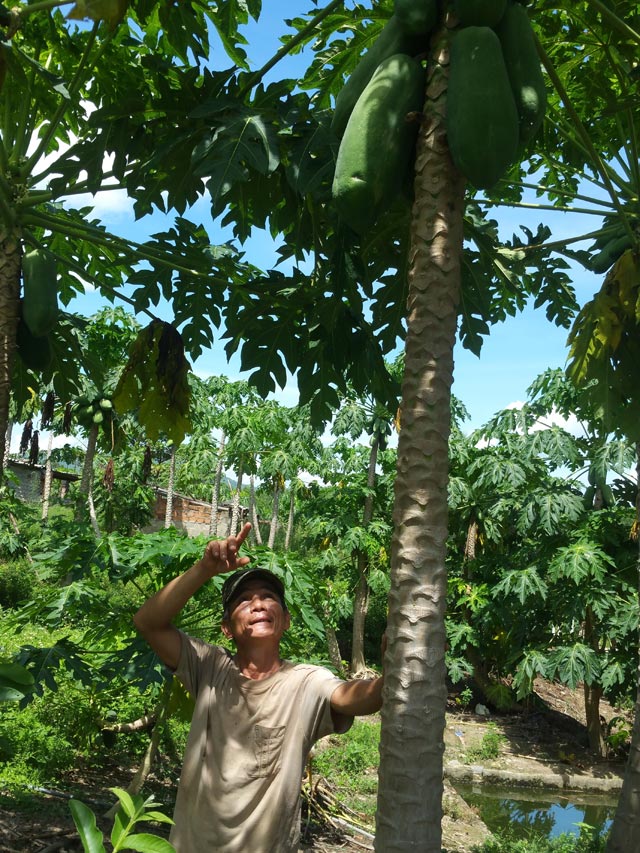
[465,723,505,763]
[471,827,608,853]
[0,558,38,608]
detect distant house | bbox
[6,458,79,503]
[147,488,250,538]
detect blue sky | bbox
[68,2,602,432]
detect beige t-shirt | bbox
[170,633,352,853]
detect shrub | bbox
[465,723,505,763]
[0,559,38,608]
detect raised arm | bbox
[133,522,252,670]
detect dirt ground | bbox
[0,678,631,853]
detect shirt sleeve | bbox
[304,666,354,742]
[173,631,222,697]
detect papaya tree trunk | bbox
[284,487,295,551]
[164,444,176,529]
[41,430,54,519]
[249,473,263,545]
[229,462,244,535]
[76,423,100,537]
[583,605,605,756]
[209,430,226,537]
[606,446,640,851]
[375,24,465,852]
[104,677,175,820]
[351,435,380,675]
[0,232,21,480]
[4,419,13,469]
[268,479,280,548]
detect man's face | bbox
[222,579,290,643]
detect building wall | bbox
[149,491,240,538]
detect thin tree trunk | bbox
[284,488,295,551]
[104,678,174,820]
[41,431,54,520]
[375,22,466,852]
[250,473,263,545]
[351,436,380,675]
[76,423,99,531]
[229,462,244,535]
[325,617,346,678]
[164,444,176,529]
[0,233,22,480]
[606,447,640,851]
[583,605,605,756]
[4,419,13,468]
[268,480,280,548]
[209,430,226,537]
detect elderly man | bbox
[133,522,383,852]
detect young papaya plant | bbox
[70,787,175,853]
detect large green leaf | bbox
[69,800,106,853]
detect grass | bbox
[311,718,381,821]
[470,828,608,853]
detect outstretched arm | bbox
[330,675,384,717]
[330,633,386,717]
[133,522,252,670]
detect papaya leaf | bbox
[493,567,548,605]
[548,643,600,689]
[69,800,106,853]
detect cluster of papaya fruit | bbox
[73,394,114,429]
[583,465,615,509]
[331,0,546,234]
[17,248,59,373]
[587,214,638,274]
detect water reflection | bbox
[454,783,617,840]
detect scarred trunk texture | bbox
[229,463,243,535]
[375,25,465,853]
[0,232,21,478]
[249,473,263,545]
[606,448,640,851]
[42,431,54,519]
[164,444,176,529]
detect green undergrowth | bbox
[470,828,608,853]
[311,718,380,819]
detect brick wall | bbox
[149,490,245,538]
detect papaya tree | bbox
[208,2,639,848]
[0,0,267,476]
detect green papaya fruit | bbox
[332,53,425,234]
[495,2,546,143]
[16,317,52,372]
[589,235,633,273]
[99,398,113,410]
[454,0,507,28]
[601,484,615,507]
[394,0,438,35]
[446,26,519,189]
[583,485,595,509]
[331,15,424,139]
[22,248,59,337]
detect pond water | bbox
[455,782,618,840]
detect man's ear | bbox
[221,619,233,639]
[283,610,291,632]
